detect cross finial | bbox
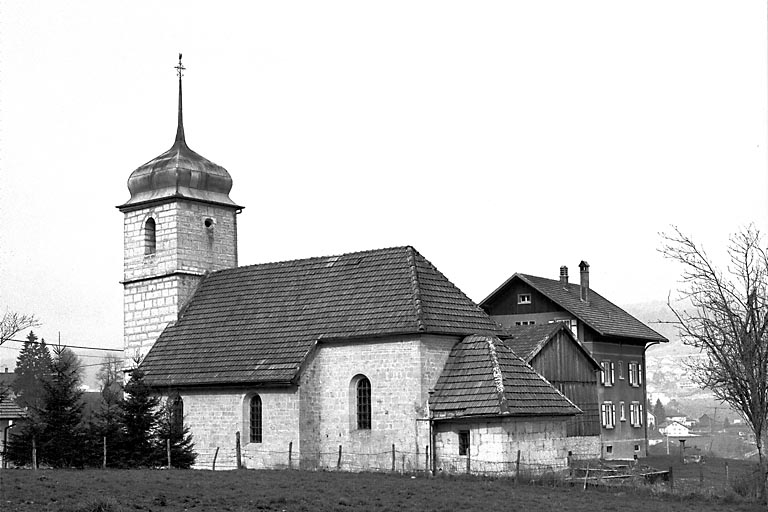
[175,53,185,79]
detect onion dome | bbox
[119,56,241,210]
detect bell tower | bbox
[118,55,243,364]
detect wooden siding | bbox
[484,282,566,316]
[530,330,600,437]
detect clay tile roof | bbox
[141,246,500,387]
[429,334,580,419]
[0,373,25,420]
[483,274,667,343]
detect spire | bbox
[174,53,186,143]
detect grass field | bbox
[0,455,764,512]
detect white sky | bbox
[0,1,766,370]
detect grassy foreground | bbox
[0,461,763,512]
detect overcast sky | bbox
[0,1,766,371]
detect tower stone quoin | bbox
[118,56,243,365]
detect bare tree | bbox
[661,225,768,495]
[0,310,39,346]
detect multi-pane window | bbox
[144,218,156,255]
[357,377,371,430]
[458,431,470,456]
[628,362,643,387]
[629,402,644,428]
[601,402,616,429]
[600,361,615,387]
[517,294,531,305]
[250,395,262,443]
[618,361,624,380]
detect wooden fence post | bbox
[582,462,589,490]
[466,447,471,474]
[235,432,242,469]
[102,436,107,469]
[391,444,395,472]
[166,438,172,469]
[669,466,674,491]
[425,445,429,474]
[402,453,406,474]
[288,442,293,470]
[32,437,37,471]
[416,445,419,472]
[212,447,219,471]
[337,445,342,470]
[515,449,521,483]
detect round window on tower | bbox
[204,218,214,229]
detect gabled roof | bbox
[429,334,580,419]
[501,323,600,369]
[482,273,667,343]
[141,246,500,387]
[0,372,25,420]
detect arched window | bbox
[356,377,371,430]
[144,218,156,255]
[249,395,262,443]
[170,395,183,435]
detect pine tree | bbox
[653,399,666,423]
[12,331,53,412]
[156,396,197,468]
[119,367,161,467]
[88,355,124,467]
[6,332,53,466]
[39,346,85,467]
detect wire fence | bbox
[192,441,595,478]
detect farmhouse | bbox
[119,62,588,472]
[479,266,668,459]
[0,370,26,468]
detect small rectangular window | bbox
[458,431,470,456]
[517,294,531,305]
[606,445,613,454]
[634,444,640,452]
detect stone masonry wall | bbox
[299,335,459,472]
[123,274,200,362]
[434,416,572,475]
[122,199,238,365]
[172,387,300,470]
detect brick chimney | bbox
[579,261,590,302]
[559,266,568,284]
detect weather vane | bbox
[175,53,185,79]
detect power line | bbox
[2,337,121,352]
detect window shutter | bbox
[640,404,644,426]
[638,364,643,385]
[610,362,615,385]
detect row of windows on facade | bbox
[600,360,642,387]
[600,401,644,429]
[246,376,372,444]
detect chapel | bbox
[118,58,594,472]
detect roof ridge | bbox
[484,336,509,414]
[208,245,415,274]
[405,247,426,332]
